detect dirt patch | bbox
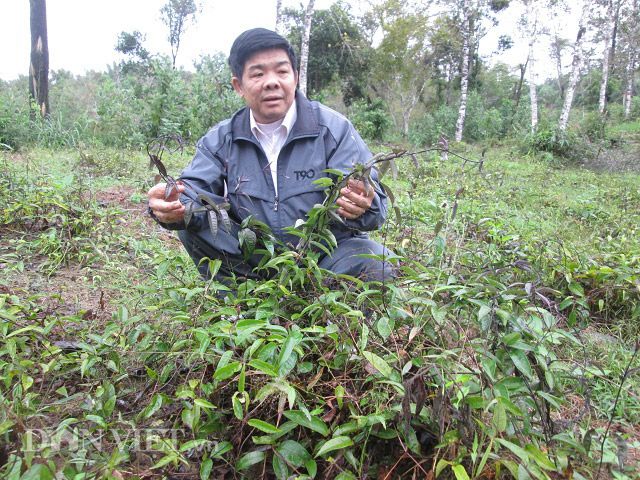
[553,392,640,478]
[1,183,185,321]
[580,142,640,174]
[4,254,115,330]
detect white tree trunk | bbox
[623,60,634,117]
[623,0,639,118]
[455,0,471,142]
[298,0,315,97]
[558,1,590,132]
[526,0,539,133]
[400,79,426,138]
[598,1,616,114]
[275,0,283,35]
[528,43,538,133]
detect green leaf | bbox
[152,453,178,469]
[315,436,354,457]
[200,458,213,480]
[492,401,507,433]
[435,459,451,477]
[239,227,257,257]
[495,438,529,463]
[277,439,312,467]
[451,464,471,480]
[214,361,242,381]
[475,438,493,478]
[283,410,329,436]
[236,450,266,470]
[509,350,534,380]
[376,316,392,340]
[238,364,246,392]
[0,420,15,435]
[568,281,584,297]
[524,444,555,470]
[180,439,211,452]
[277,330,302,374]
[360,324,369,351]
[232,392,245,420]
[305,459,318,477]
[140,393,163,419]
[273,453,288,480]
[194,398,217,409]
[86,414,107,429]
[211,441,233,458]
[312,177,334,188]
[335,385,345,409]
[323,168,345,177]
[20,464,54,480]
[363,351,393,377]
[249,359,279,377]
[248,419,281,434]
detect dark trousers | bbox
[177,229,395,283]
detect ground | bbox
[1,141,639,479]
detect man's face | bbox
[232,48,298,124]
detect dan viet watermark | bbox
[20,427,202,454]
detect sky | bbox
[0,0,573,82]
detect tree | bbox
[115,31,151,75]
[451,0,510,142]
[160,0,199,69]
[520,0,542,133]
[370,0,432,138]
[275,0,284,34]
[429,15,463,106]
[455,0,472,141]
[597,0,622,114]
[558,0,591,132]
[29,0,49,118]
[282,2,372,103]
[115,31,150,61]
[298,0,316,96]
[621,0,639,117]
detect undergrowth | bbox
[0,146,639,479]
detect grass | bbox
[1,143,639,479]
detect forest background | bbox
[1,0,640,479]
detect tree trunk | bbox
[528,42,538,133]
[455,0,471,142]
[558,1,590,132]
[623,0,638,118]
[551,32,565,99]
[598,1,616,114]
[623,53,636,117]
[400,80,426,138]
[29,0,49,118]
[526,0,539,133]
[298,0,315,97]
[275,0,284,34]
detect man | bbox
[148,28,393,283]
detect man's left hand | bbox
[336,179,374,220]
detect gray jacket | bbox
[166,91,388,255]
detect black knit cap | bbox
[228,28,298,78]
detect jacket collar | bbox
[232,90,320,143]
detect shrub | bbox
[523,124,584,160]
[0,80,32,149]
[348,98,390,141]
[579,111,607,141]
[94,77,147,148]
[408,104,457,147]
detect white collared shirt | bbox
[250,100,297,193]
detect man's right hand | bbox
[147,182,186,224]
